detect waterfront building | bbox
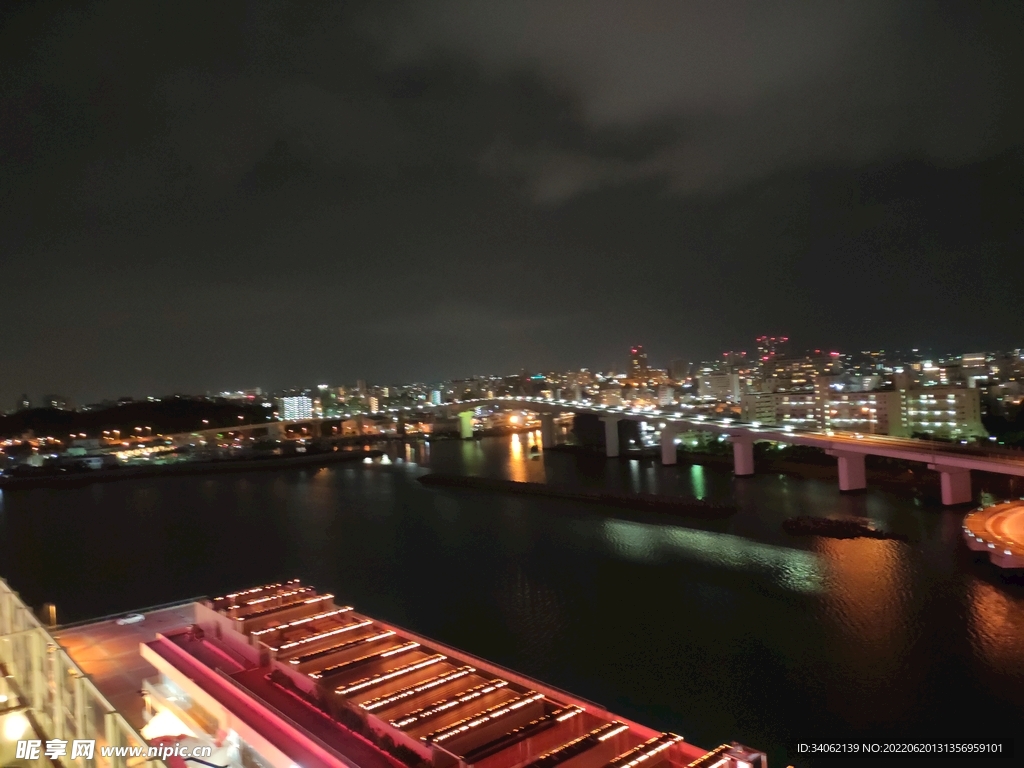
[0,579,162,768]
[1,579,765,768]
[164,582,764,768]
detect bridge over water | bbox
[172,396,1024,506]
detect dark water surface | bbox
[2,434,1023,765]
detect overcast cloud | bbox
[0,1,1021,404]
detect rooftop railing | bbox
[0,578,166,768]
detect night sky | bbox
[2,1,1022,405]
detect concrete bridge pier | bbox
[540,413,557,448]
[828,450,867,492]
[929,464,972,506]
[730,435,755,477]
[660,425,679,465]
[600,416,621,458]
[459,411,475,440]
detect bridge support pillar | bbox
[660,425,679,465]
[459,411,474,440]
[540,413,557,448]
[730,435,755,477]
[600,416,621,458]
[828,451,867,492]
[929,464,972,506]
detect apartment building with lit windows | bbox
[740,393,816,427]
[899,386,986,439]
[816,390,903,435]
[742,385,985,439]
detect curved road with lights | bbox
[963,500,1024,568]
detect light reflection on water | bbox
[690,465,706,500]
[603,518,823,593]
[968,579,1024,675]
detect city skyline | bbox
[7,335,1020,409]
[2,2,1023,406]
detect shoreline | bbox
[782,515,909,541]
[417,473,736,518]
[0,448,383,490]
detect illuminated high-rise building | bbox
[279,395,313,421]
[629,345,649,378]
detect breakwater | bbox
[782,515,908,541]
[0,449,383,490]
[417,473,735,518]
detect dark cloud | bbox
[0,1,1021,405]
[384,0,1022,199]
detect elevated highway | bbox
[436,396,1024,506]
